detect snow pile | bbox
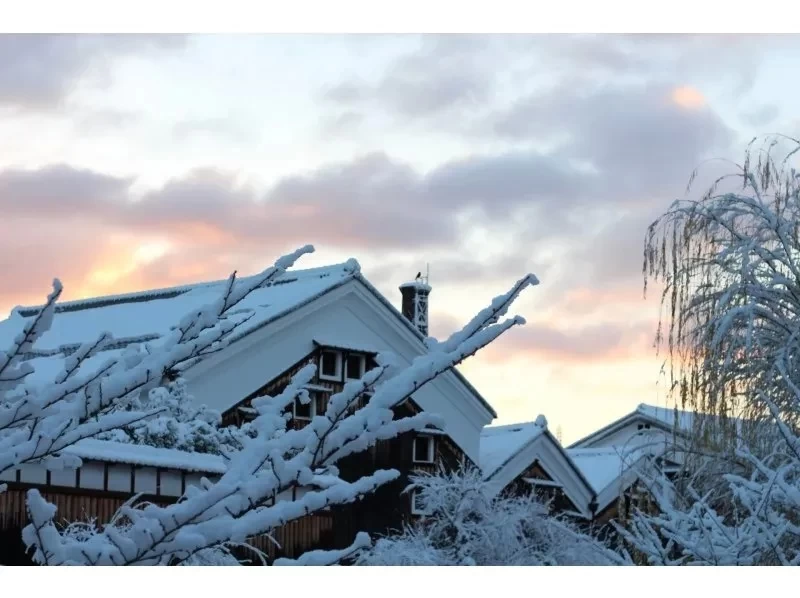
[64,439,226,473]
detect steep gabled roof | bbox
[0,258,497,419]
[568,403,697,449]
[0,261,360,357]
[566,445,656,513]
[480,417,548,479]
[568,403,759,450]
[480,416,597,518]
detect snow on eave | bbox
[351,273,498,419]
[312,338,380,354]
[63,439,227,474]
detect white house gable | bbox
[186,278,495,464]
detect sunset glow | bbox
[1,33,798,444]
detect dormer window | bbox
[319,350,342,381]
[345,354,366,380]
[293,395,316,420]
[413,435,435,464]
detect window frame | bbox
[412,435,436,464]
[319,350,343,381]
[344,353,366,381]
[292,394,317,421]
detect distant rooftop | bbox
[480,417,548,479]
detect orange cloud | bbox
[670,85,706,110]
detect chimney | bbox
[399,266,431,336]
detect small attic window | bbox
[345,354,366,380]
[293,394,316,420]
[413,436,435,464]
[319,350,342,381]
[637,423,652,431]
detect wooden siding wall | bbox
[0,345,470,565]
[0,483,336,565]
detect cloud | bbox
[321,34,498,120]
[481,319,655,364]
[172,117,255,143]
[741,104,780,128]
[0,34,186,112]
[0,164,132,218]
[489,83,733,201]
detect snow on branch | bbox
[0,246,314,480]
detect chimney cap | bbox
[399,281,431,292]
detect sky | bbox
[1,33,799,444]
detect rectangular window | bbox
[413,436,435,464]
[319,350,342,381]
[293,395,316,420]
[345,354,366,380]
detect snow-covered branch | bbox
[1,248,312,480]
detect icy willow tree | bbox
[354,467,628,566]
[1,244,539,565]
[617,136,800,564]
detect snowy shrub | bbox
[98,378,249,455]
[355,466,628,566]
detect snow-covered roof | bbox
[0,261,360,356]
[566,446,649,495]
[569,402,755,450]
[479,416,548,478]
[635,404,697,433]
[63,439,226,473]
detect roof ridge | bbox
[481,419,544,435]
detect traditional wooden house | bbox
[0,259,497,563]
[566,404,692,527]
[479,416,597,522]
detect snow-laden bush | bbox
[98,378,249,455]
[355,466,628,566]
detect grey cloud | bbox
[0,34,186,111]
[490,82,733,202]
[321,34,496,120]
[319,110,364,136]
[741,104,780,128]
[0,164,132,218]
